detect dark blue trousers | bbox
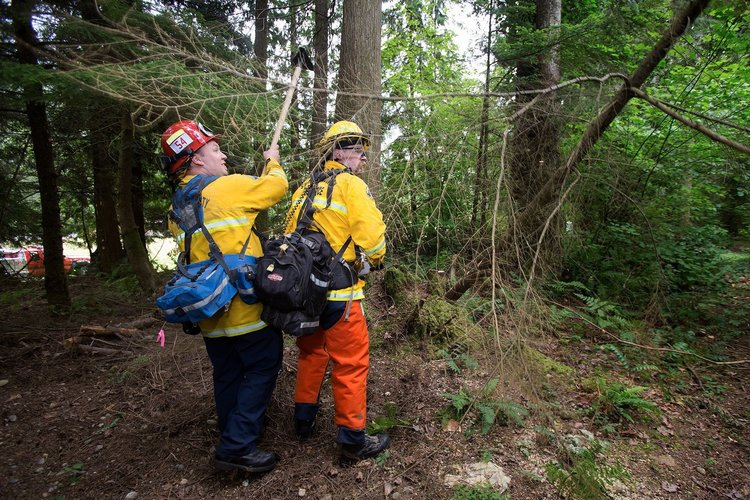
[203,326,282,457]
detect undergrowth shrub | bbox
[440,378,528,434]
[562,223,729,322]
[587,376,660,426]
[546,433,628,499]
[452,484,508,500]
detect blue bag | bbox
[156,259,236,323]
[156,175,259,327]
[224,254,258,305]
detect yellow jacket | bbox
[169,159,288,337]
[285,160,386,301]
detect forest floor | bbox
[0,267,748,500]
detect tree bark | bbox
[90,112,125,273]
[310,0,329,149]
[505,0,563,274]
[254,0,269,80]
[335,0,382,195]
[116,111,156,293]
[446,0,711,301]
[470,4,494,235]
[11,0,70,306]
[131,150,146,247]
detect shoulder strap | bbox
[170,175,222,271]
[295,168,346,232]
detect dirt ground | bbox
[0,275,748,499]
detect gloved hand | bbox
[357,259,371,278]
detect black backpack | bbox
[255,169,356,337]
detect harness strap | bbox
[172,175,254,281]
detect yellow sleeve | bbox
[346,177,386,265]
[232,159,288,211]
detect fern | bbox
[632,364,659,373]
[592,379,660,424]
[478,403,497,434]
[439,349,462,373]
[439,342,477,374]
[441,389,471,417]
[440,387,528,434]
[459,352,479,370]
[496,400,529,427]
[599,343,629,370]
[546,435,629,499]
[575,293,629,330]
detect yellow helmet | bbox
[317,120,370,150]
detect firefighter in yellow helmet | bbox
[285,120,389,463]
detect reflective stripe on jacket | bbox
[285,160,386,301]
[169,159,288,337]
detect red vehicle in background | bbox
[0,246,90,276]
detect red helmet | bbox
[160,120,221,177]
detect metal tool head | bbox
[291,47,314,71]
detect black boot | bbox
[214,449,279,473]
[294,418,316,440]
[340,433,390,464]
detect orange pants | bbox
[294,301,369,430]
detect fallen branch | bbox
[75,344,133,355]
[64,324,143,348]
[79,325,140,336]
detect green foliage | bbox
[374,450,392,467]
[63,462,85,485]
[588,377,660,425]
[439,342,478,374]
[575,294,629,331]
[546,435,628,500]
[367,402,412,434]
[0,287,36,305]
[452,484,508,500]
[440,379,528,434]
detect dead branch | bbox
[75,344,133,355]
[79,325,140,336]
[64,324,143,349]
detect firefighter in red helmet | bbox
[160,119,288,473]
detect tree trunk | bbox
[310,0,329,149]
[117,111,156,293]
[505,0,563,274]
[11,0,70,306]
[335,0,382,195]
[470,4,493,236]
[131,151,146,247]
[446,0,711,301]
[254,0,269,80]
[90,113,125,273]
[289,3,302,154]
